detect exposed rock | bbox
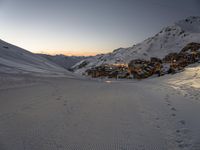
[85,42,200,80]
[181,42,200,53]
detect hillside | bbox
[38,54,89,70]
[72,16,200,74]
[0,40,70,76]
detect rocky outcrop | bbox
[85,42,200,80]
[163,42,200,73]
[181,42,200,53]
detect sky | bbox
[0,0,200,56]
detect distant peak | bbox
[184,16,200,21]
[174,16,200,33]
[176,16,200,24]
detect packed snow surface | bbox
[0,63,200,150]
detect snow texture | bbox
[0,63,200,149]
[0,39,72,77]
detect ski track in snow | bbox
[0,71,200,150]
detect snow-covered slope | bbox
[73,16,200,74]
[166,63,200,90]
[0,40,70,76]
[1,63,200,149]
[38,54,89,70]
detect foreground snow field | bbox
[0,65,200,150]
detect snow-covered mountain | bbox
[38,54,89,70]
[72,16,200,74]
[0,40,70,76]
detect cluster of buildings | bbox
[163,42,200,73]
[128,57,163,79]
[85,43,200,79]
[86,64,130,79]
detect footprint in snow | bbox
[171,113,176,117]
[176,128,190,138]
[175,128,192,149]
[176,129,181,133]
[167,103,172,106]
[179,120,186,125]
[56,96,61,101]
[191,142,200,150]
[178,143,191,149]
[176,139,183,144]
[171,107,177,111]
[156,125,160,129]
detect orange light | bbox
[39,50,98,56]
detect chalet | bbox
[86,64,130,78]
[163,53,179,63]
[150,57,162,63]
[180,42,200,63]
[86,64,112,78]
[128,59,162,79]
[181,42,200,53]
[163,43,200,73]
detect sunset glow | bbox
[0,0,200,56]
[39,50,99,56]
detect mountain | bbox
[72,16,200,74]
[0,39,71,76]
[38,54,89,70]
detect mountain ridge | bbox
[0,39,71,76]
[72,16,200,74]
[38,54,90,70]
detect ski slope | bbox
[0,40,71,76]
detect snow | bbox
[166,63,200,90]
[0,63,200,149]
[72,16,200,74]
[0,39,73,77]
[0,16,200,150]
[175,16,200,33]
[38,54,88,70]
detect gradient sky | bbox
[0,0,200,56]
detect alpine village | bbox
[81,43,200,79]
